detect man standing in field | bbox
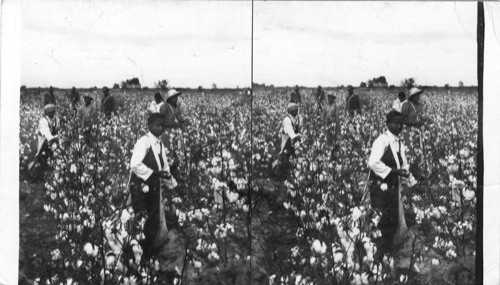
[28,104,60,181]
[366,110,417,261]
[77,95,98,144]
[70,87,80,116]
[101,86,117,118]
[392,91,406,113]
[129,113,177,258]
[324,93,340,155]
[43,86,57,106]
[346,85,361,117]
[315,85,326,113]
[160,89,190,181]
[290,85,302,104]
[401,87,432,178]
[272,103,302,179]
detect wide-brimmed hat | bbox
[287,103,299,112]
[44,104,55,114]
[166,89,182,101]
[408,87,423,98]
[347,85,354,90]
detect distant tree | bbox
[20,85,27,92]
[400,78,416,88]
[445,84,450,89]
[113,83,120,89]
[458,81,464,87]
[127,78,140,85]
[373,76,387,84]
[389,85,395,89]
[339,85,344,88]
[198,86,203,92]
[142,86,149,90]
[360,82,367,88]
[155,79,169,90]
[120,81,127,90]
[367,80,374,88]
[212,83,217,90]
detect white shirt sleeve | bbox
[283,117,299,140]
[39,117,57,141]
[130,137,154,181]
[368,135,392,179]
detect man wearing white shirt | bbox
[273,103,303,180]
[129,113,176,258]
[147,92,164,114]
[392,91,406,113]
[367,110,417,260]
[28,104,60,180]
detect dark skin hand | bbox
[391,168,410,178]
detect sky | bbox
[22,1,476,88]
[254,1,477,87]
[21,0,252,89]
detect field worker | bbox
[101,86,117,118]
[129,113,177,258]
[28,104,60,181]
[401,87,430,128]
[160,89,190,180]
[401,87,432,177]
[366,110,417,260]
[77,95,98,137]
[43,86,57,106]
[70,87,80,116]
[315,85,326,112]
[282,103,302,156]
[148,92,165,114]
[346,85,361,117]
[324,93,340,154]
[392,91,406,113]
[290,85,302,104]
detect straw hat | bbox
[408,87,423,98]
[166,89,182,101]
[287,103,299,112]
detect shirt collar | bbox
[147,132,161,144]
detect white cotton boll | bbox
[312,239,322,254]
[70,164,77,173]
[83,242,93,256]
[132,244,143,264]
[334,251,343,263]
[351,207,362,221]
[431,258,440,265]
[361,272,369,285]
[310,256,316,265]
[194,261,202,269]
[120,209,131,224]
[353,273,362,285]
[380,183,388,191]
[300,210,306,220]
[446,249,457,259]
[399,274,408,283]
[142,185,149,193]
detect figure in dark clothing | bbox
[43,86,57,106]
[366,110,417,260]
[101,86,117,118]
[346,85,361,117]
[290,85,302,104]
